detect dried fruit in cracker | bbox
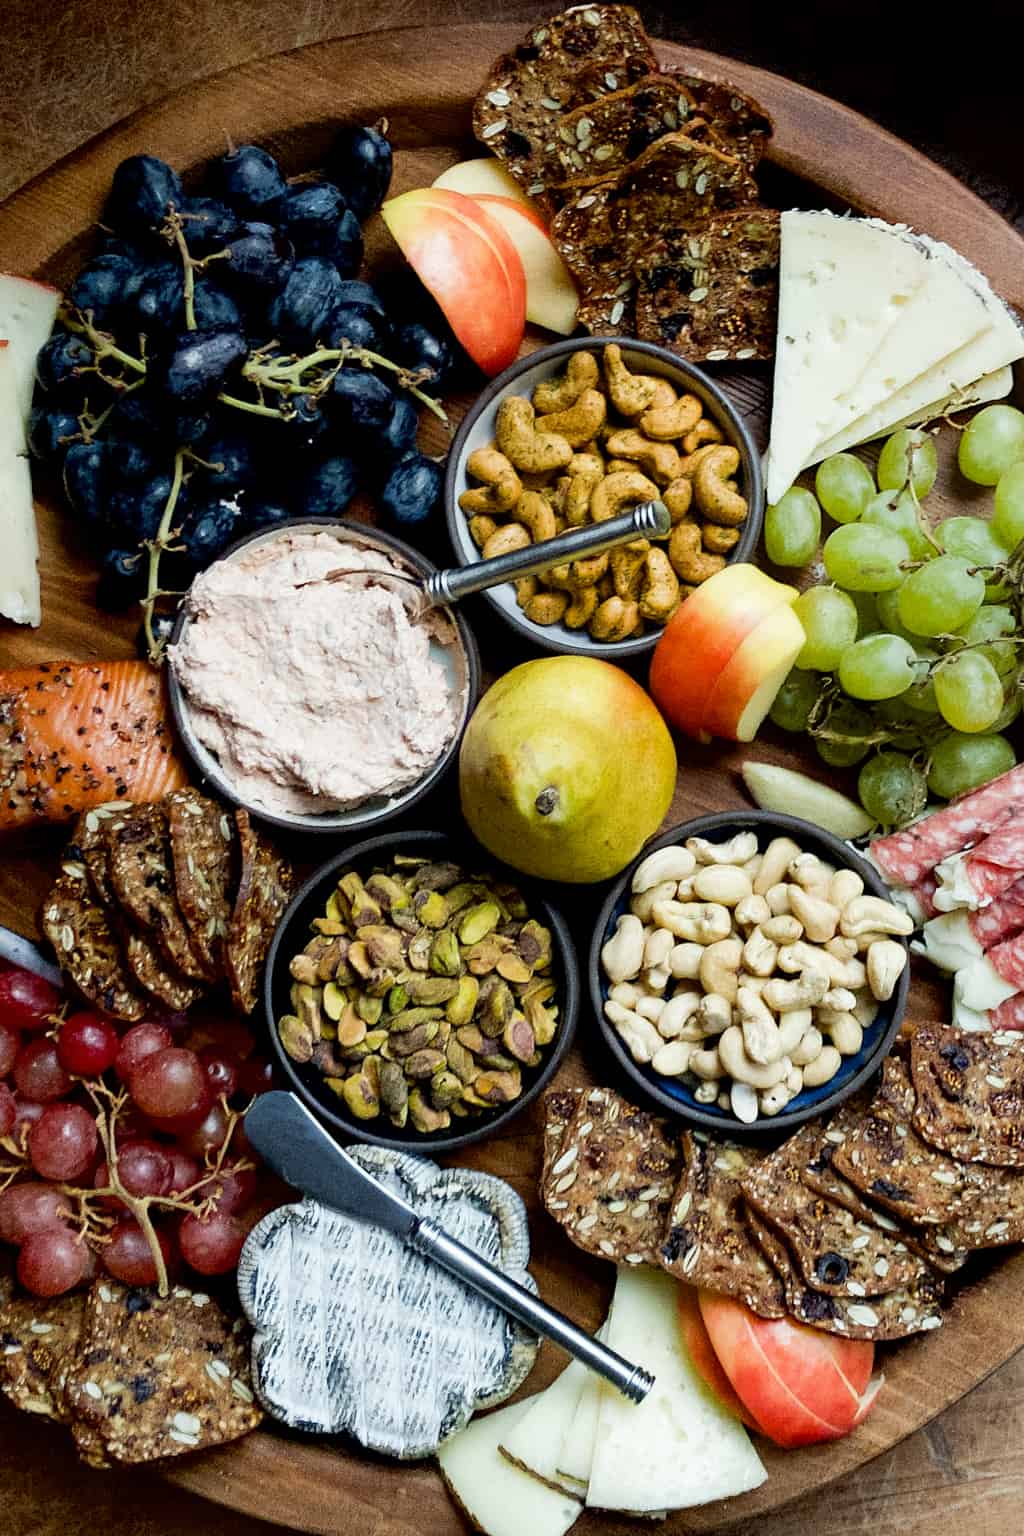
[40,868,145,1022]
[224,809,294,1015]
[107,803,212,983]
[911,1024,1024,1167]
[167,787,237,976]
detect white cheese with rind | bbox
[0,340,40,627]
[879,366,1013,436]
[556,1360,606,1493]
[500,1357,589,1494]
[438,1399,582,1536]
[765,211,931,502]
[954,957,1018,1011]
[0,272,60,424]
[585,1267,765,1515]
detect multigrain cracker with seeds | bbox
[66,802,134,907]
[224,810,294,1015]
[662,71,772,171]
[536,76,700,191]
[541,1087,584,1187]
[107,803,212,984]
[540,1086,679,1264]
[40,868,146,1022]
[0,1289,86,1421]
[168,787,237,976]
[912,1025,1024,1166]
[658,1133,785,1317]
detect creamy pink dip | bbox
[168,530,461,816]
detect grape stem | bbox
[141,447,188,666]
[165,208,199,332]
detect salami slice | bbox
[991,992,1024,1031]
[871,765,1024,886]
[970,876,1024,950]
[988,929,1024,992]
[915,872,939,918]
[944,819,1024,908]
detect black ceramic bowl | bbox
[265,829,579,1154]
[444,336,765,660]
[589,810,910,1135]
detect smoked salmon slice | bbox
[0,659,187,832]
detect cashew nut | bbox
[738,972,768,995]
[866,939,908,1001]
[840,896,914,939]
[532,351,600,414]
[824,1013,863,1056]
[742,926,778,977]
[677,443,723,481]
[697,993,732,1034]
[693,865,753,906]
[688,832,760,866]
[788,853,835,896]
[702,524,742,553]
[652,1040,693,1076]
[646,965,670,995]
[605,1002,663,1064]
[515,575,539,609]
[803,1045,842,1087]
[468,513,498,549]
[537,387,608,447]
[717,1025,789,1088]
[853,929,893,952]
[669,942,703,980]
[777,940,863,989]
[682,417,725,454]
[639,392,703,442]
[785,1065,805,1096]
[763,971,830,1011]
[495,396,574,474]
[631,879,680,923]
[600,913,645,983]
[636,995,666,1022]
[590,469,660,523]
[652,900,733,944]
[482,523,531,559]
[546,553,609,592]
[638,547,681,622]
[610,542,650,601]
[791,1026,824,1066]
[604,428,683,487]
[608,981,642,1008]
[829,869,865,908]
[690,1044,723,1080]
[643,927,674,971]
[588,595,640,642]
[788,886,841,943]
[633,845,696,892]
[523,591,570,626]
[699,938,744,1003]
[564,465,604,525]
[753,838,803,895]
[515,489,558,543]
[851,991,880,1029]
[694,1079,720,1104]
[759,1082,793,1117]
[663,477,694,524]
[822,987,858,1013]
[762,914,803,944]
[738,987,783,1064]
[777,1008,813,1056]
[735,893,771,930]
[656,990,703,1039]
[693,444,748,526]
[564,585,599,629]
[667,522,726,584]
[825,936,859,961]
[460,446,523,515]
[765,883,793,916]
[601,343,659,417]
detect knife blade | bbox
[244,1092,654,1404]
[0,922,63,986]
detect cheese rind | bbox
[438,1399,582,1536]
[0,340,40,627]
[556,1364,606,1493]
[585,1267,766,1515]
[499,1358,589,1494]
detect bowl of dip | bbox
[166,519,480,834]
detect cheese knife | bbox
[245,1090,655,1404]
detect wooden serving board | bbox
[1,20,1024,1536]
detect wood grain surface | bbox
[3,11,1024,1536]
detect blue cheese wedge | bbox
[438,1398,582,1536]
[236,1148,538,1459]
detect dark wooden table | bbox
[2,1,1023,1530]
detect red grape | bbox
[103,1217,176,1286]
[10,1096,44,1146]
[178,1210,246,1275]
[28,1103,98,1181]
[17,1227,92,1297]
[0,1020,20,1077]
[198,1047,239,1101]
[167,1148,202,1194]
[182,1100,229,1160]
[0,1083,15,1138]
[0,970,62,1032]
[57,1012,119,1077]
[114,1021,172,1082]
[0,1182,72,1243]
[13,1038,72,1103]
[237,1055,274,1097]
[130,1047,209,1121]
[209,1165,257,1215]
[116,1140,173,1198]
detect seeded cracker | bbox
[167,787,237,976]
[541,1087,585,1188]
[540,1086,679,1265]
[62,1282,261,1466]
[0,1288,85,1422]
[107,803,212,983]
[661,72,772,171]
[472,6,658,200]
[658,1133,785,1317]
[911,1024,1024,1166]
[224,809,294,1015]
[635,207,780,362]
[741,1123,935,1300]
[535,76,699,191]
[40,868,146,1022]
[67,802,134,907]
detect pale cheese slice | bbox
[585,1267,765,1516]
[438,1398,582,1536]
[765,210,931,502]
[556,1363,606,1493]
[882,366,1014,436]
[0,340,40,627]
[499,1357,589,1494]
[0,272,61,424]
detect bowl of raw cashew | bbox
[589,810,913,1133]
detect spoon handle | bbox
[425,500,670,607]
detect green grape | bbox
[992,461,1024,551]
[850,590,880,636]
[896,555,985,636]
[858,751,928,825]
[958,404,1024,486]
[769,667,820,732]
[938,516,1009,600]
[822,524,911,591]
[876,428,939,499]
[875,587,923,645]
[764,487,821,566]
[871,696,929,748]
[989,691,1022,734]
[862,489,934,561]
[927,732,1017,799]
[953,604,1017,677]
[814,701,875,766]
[815,453,875,524]
[903,647,940,715]
[837,633,917,700]
[793,586,859,671]
[933,651,1004,732]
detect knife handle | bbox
[410,1217,654,1404]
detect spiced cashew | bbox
[459,446,522,515]
[515,490,558,543]
[677,443,722,481]
[564,464,605,526]
[524,591,570,625]
[495,396,573,474]
[702,524,741,553]
[536,388,608,447]
[590,469,659,523]
[682,417,724,454]
[601,343,660,417]
[667,522,726,584]
[532,351,600,414]
[515,576,539,609]
[638,547,681,621]
[647,377,678,410]
[663,476,694,524]
[640,392,703,442]
[610,542,650,601]
[481,523,531,559]
[568,452,605,480]
[544,553,609,592]
[604,428,682,487]
[589,595,640,642]
[564,585,599,629]
[694,444,749,527]
[468,514,498,549]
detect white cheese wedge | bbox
[765,211,931,502]
[556,1364,606,1494]
[880,365,1013,436]
[585,1267,765,1515]
[953,958,1017,1011]
[933,850,985,912]
[500,1358,589,1494]
[916,911,982,973]
[0,272,60,424]
[952,996,991,1032]
[438,1399,582,1536]
[0,340,40,627]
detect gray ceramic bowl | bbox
[590,810,910,1136]
[444,336,764,659]
[167,518,480,835]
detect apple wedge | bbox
[700,602,806,742]
[470,195,578,336]
[381,187,526,376]
[432,158,535,208]
[0,271,61,424]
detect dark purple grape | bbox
[192,284,243,332]
[62,440,110,529]
[222,222,294,298]
[106,471,185,544]
[107,435,157,483]
[241,499,292,531]
[329,125,392,220]
[335,280,387,318]
[69,254,141,327]
[378,451,442,531]
[133,263,185,339]
[330,368,395,435]
[36,332,94,397]
[177,498,242,567]
[105,155,183,236]
[111,392,171,444]
[213,146,287,222]
[182,196,238,254]
[172,410,213,447]
[328,209,364,280]
[148,328,248,409]
[268,257,344,347]
[325,304,390,355]
[378,397,419,463]
[281,182,347,253]
[295,456,359,517]
[200,432,256,494]
[96,547,147,610]
[392,321,452,389]
[28,407,81,464]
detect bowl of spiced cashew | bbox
[590,810,912,1133]
[444,337,764,658]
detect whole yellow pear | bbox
[458,656,677,883]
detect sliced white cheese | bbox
[916,910,982,972]
[0,272,60,424]
[881,365,1014,436]
[556,1365,606,1494]
[765,211,931,502]
[500,1358,589,1494]
[585,1267,765,1516]
[952,996,991,1032]
[933,851,985,913]
[438,1399,582,1536]
[0,340,40,627]
[953,957,1017,1011]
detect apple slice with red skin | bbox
[696,1290,878,1448]
[676,1284,763,1431]
[699,599,806,742]
[380,187,526,377]
[468,195,578,336]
